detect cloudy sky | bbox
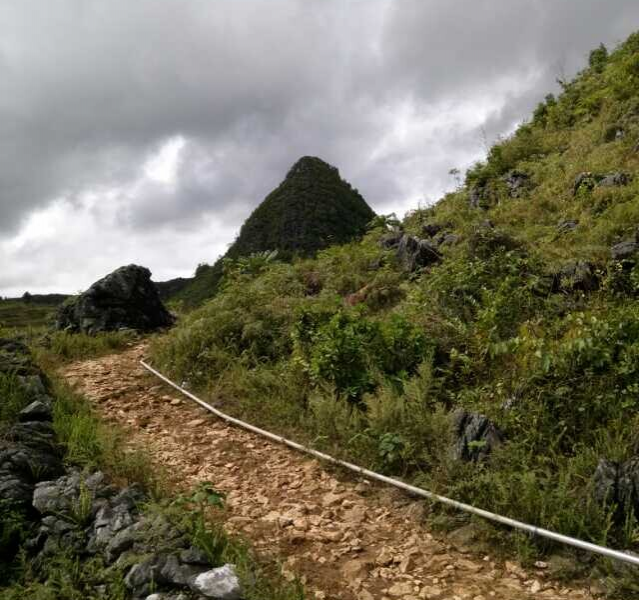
[1,1,638,296]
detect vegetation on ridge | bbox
[168,156,376,306]
[152,32,639,595]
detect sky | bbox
[1,1,638,296]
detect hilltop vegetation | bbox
[167,156,375,306]
[152,32,639,593]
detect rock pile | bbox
[0,338,241,600]
[28,470,242,599]
[380,230,442,272]
[0,338,63,512]
[56,264,175,334]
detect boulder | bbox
[55,264,175,334]
[557,220,578,234]
[611,240,639,261]
[598,172,631,187]
[189,564,242,600]
[421,223,443,238]
[593,457,639,520]
[379,229,403,249]
[502,170,530,198]
[452,410,504,462]
[396,234,441,272]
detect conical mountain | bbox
[226,156,375,260]
[162,156,375,305]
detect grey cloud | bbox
[1,0,639,294]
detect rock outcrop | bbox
[593,457,639,521]
[502,170,530,198]
[379,230,441,272]
[55,264,174,334]
[452,410,504,462]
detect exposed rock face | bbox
[26,464,240,599]
[0,341,63,512]
[502,170,530,198]
[593,457,639,520]
[599,172,631,187]
[452,410,504,462]
[469,184,488,209]
[396,234,441,272]
[611,239,639,261]
[574,171,630,195]
[55,264,174,334]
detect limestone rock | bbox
[55,264,174,334]
[189,564,242,599]
[452,410,504,462]
[396,234,441,272]
[502,170,530,198]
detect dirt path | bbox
[62,344,600,600]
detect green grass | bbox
[0,301,56,329]
[35,330,135,366]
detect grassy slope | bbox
[151,33,639,593]
[0,301,57,329]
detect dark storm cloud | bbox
[2,0,639,295]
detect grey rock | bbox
[379,229,403,249]
[125,554,169,590]
[161,553,206,586]
[55,264,175,334]
[611,240,639,261]
[598,172,631,187]
[502,170,530,198]
[593,459,618,506]
[593,457,639,520]
[469,183,488,209]
[104,523,140,562]
[557,219,578,234]
[421,223,443,237]
[435,233,460,247]
[396,234,441,272]
[189,564,242,600]
[179,546,210,565]
[18,400,52,422]
[452,410,504,462]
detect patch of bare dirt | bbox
[62,344,601,600]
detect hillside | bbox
[151,33,639,594]
[164,156,375,306]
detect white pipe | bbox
[140,360,639,567]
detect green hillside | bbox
[152,34,639,593]
[167,156,375,306]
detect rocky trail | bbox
[62,344,601,600]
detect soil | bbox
[62,344,602,600]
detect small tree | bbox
[589,43,608,73]
[22,292,32,304]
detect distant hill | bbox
[161,156,375,306]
